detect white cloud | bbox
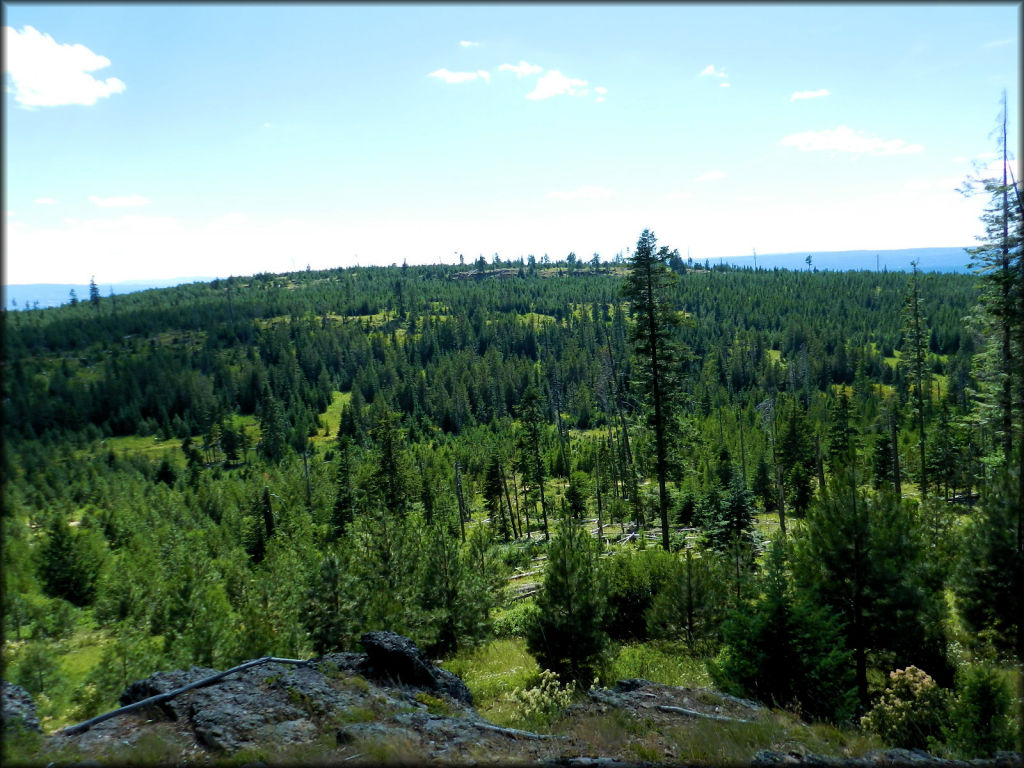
[526,70,588,100]
[546,185,613,200]
[700,64,728,78]
[428,68,490,84]
[903,176,963,193]
[720,82,730,88]
[696,170,727,182]
[263,122,271,128]
[596,97,606,103]
[88,194,150,208]
[594,86,607,95]
[780,125,924,155]
[499,60,542,78]
[34,197,57,205]
[4,25,126,108]
[459,40,480,47]
[790,88,830,102]
[665,191,694,201]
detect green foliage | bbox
[645,547,729,653]
[795,474,952,705]
[600,548,676,641]
[418,517,497,656]
[527,516,608,683]
[492,600,540,638]
[712,541,856,723]
[36,514,105,607]
[302,548,357,655]
[13,640,61,696]
[860,666,951,750]
[952,468,1023,658]
[945,664,1016,757]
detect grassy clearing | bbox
[442,637,539,704]
[76,434,181,463]
[311,390,351,446]
[603,642,713,689]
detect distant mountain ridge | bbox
[3,277,215,311]
[4,247,973,310]
[706,246,971,273]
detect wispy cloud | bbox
[720,82,730,88]
[88,194,150,208]
[903,176,963,193]
[428,68,490,84]
[790,88,830,102]
[459,40,480,48]
[780,125,924,155]
[982,37,1013,48]
[263,122,271,128]
[34,197,57,205]
[695,170,727,182]
[4,25,126,108]
[499,60,542,78]
[700,64,728,78]
[526,70,588,100]
[546,185,613,200]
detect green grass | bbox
[78,434,181,463]
[442,637,539,705]
[603,641,713,689]
[311,390,351,446]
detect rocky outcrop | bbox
[2,681,41,732]
[357,630,473,704]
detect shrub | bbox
[860,666,951,749]
[492,600,539,638]
[945,664,1015,758]
[508,669,576,732]
[600,548,675,640]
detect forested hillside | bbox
[3,219,1022,758]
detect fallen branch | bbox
[656,705,751,724]
[60,656,311,736]
[470,722,555,740]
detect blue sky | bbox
[4,3,1019,284]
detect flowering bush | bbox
[508,669,576,731]
[860,666,951,750]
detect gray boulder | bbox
[2,681,41,732]
[358,631,472,704]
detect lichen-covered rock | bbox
[2,681,41,732]
[358,630,472,704]
[118,666,218,720]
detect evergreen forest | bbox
[3,165,1022,760]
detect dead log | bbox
[656,705,752,724]
[470,721,556,740]
[60,656,311,736]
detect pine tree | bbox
[527,514,608,683]
[37,513,100,607]
[712,540,856,722]
[901,262,930,496]
[622,229,686,550]
[302,548,358,654]
[484,453,512,541]
[517,384,550,540]
[794,473,951,709]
